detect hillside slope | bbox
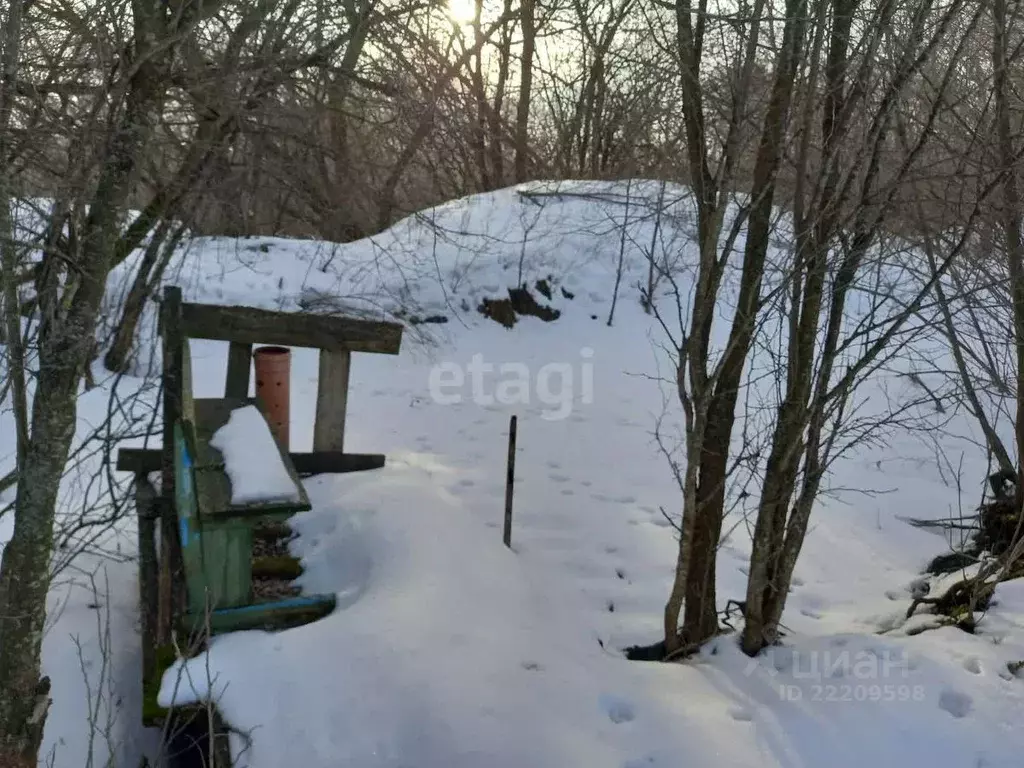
[3,181,1023,767]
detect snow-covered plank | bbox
[198,400,309,518]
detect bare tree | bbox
[515,0,537,181]
[0,2,373,761]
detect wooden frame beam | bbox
[117,448,386,476]
[181,301,402,354]
[224,341,252,398]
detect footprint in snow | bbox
[546,460,562,469]
[614,495,637,504]
[560,488,575,496]
[599,694,636,724]
[591,493,611,502]
[800,606,823,619]
[938,688,973,719]
[737,565,750,576]
[549,473,571,483]
[456,479,475,488]
[729,706,754,722]
[963,657,983,675]
[581,480,593,488]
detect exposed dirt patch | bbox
[977,497,1019,557]
[926,551,978,576]
[479,284,561,328]
[535,277,553,300]
[251,523,302,602]
[479,297,518,328]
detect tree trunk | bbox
[0,184,131,757]
[104,220,182,373]
[992,0,1024,508]
[490,0,513,186]
[514,0,536,183]
[0,0,168,755]
[0,0,29,472]
[470,0,491,190]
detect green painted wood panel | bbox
[174,421,206,616]
[198,523,253,610]
[175,420,253,614]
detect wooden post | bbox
[158,286,183,647]
[135,473,159,681]
[504,415,517,548]
[313,349,351,453]
[224,341,252,399]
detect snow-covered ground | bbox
[3,181,1024,767]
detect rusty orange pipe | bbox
[253,346,291,450]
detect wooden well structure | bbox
[116,286,403,725]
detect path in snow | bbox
[171,293,1024,768]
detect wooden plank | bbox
[176,419,254,613]
[313,349,351,453]
[180,337,195,425]
[118,448,387,475]
[176,417,259,615]
[291,451,385,475]
[251,555,303,581]
[225,341,252,398]
[198,525,253,610]
[181,301,403,354]
[191,398,311,521]
[185,593,336,635]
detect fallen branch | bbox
[906,575,997,629]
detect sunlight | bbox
[447,0,477,25]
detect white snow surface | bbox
[209,405,300,505]
[2,180,1024,767]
